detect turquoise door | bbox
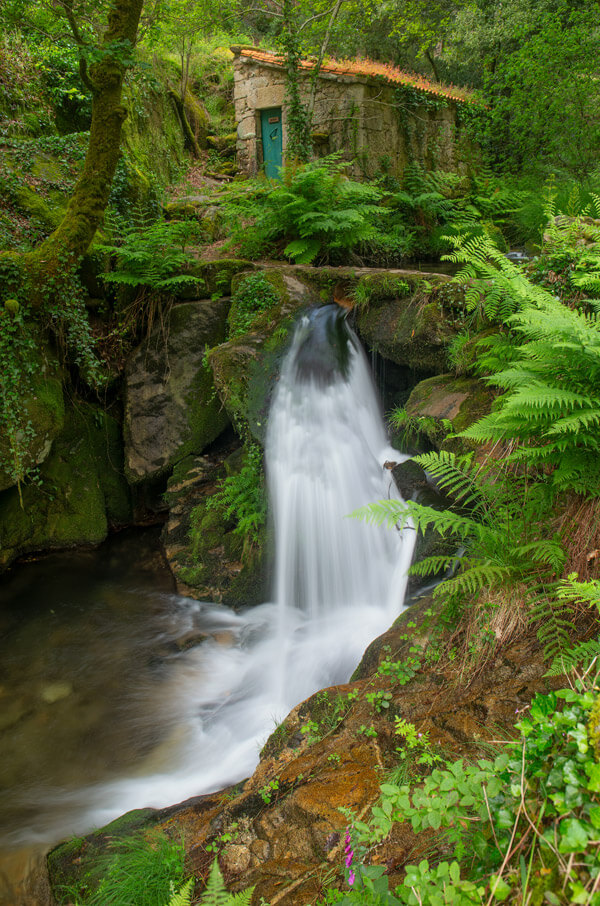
[261,108,283,179]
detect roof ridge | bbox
[235,47,475,105]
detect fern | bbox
[541,575,600,674]
[545,639,600,677]
[167,879,194,906]
[460,293,600,496]
[200,860,252,906]
[354,450,565,621]
[225,154,388,265]
[98,215,204,295]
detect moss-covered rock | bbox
[401,374,493,455]
[209,269,318,440]
[0,345,65,493]
[121,55,189,188]
[356,285,457,373]
[184,88,210,150]
[0,403,131,570]
[183,259,258,298]
[162,450,267,605]
[124,299,231,484]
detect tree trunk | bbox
[25,0,144,293]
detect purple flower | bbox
[344,829,355,886]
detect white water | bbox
[2,306,415,851]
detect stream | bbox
[0,306,415,898]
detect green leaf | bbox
[558,818,590,853]
[489,875,511,902]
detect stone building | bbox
[232,47,475,180]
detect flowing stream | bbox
[0,306,414,895]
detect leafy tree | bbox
[0,0,145,300]
[450,0,600,178]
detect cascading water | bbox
[0,305,415,866]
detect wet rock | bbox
[209,268,318,440]
[0,344,64,494]
[0,404,131,571]
[124,300,231,484]
[162,450,267,605]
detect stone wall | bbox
[232,49,470,179]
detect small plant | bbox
[205,443,267,550]
[205,822,239,854]
[228,272,279,337]
[357,725,378,739]
[364,690,393,713]
[58,829,188,906]
[259,779,279,804]
[301,719,322,746]
[378,651,422,686]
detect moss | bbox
[0,345,65,493]
[13,184,63,231]
[355,282,457,373]
[163,454,267,606]
[0,402,131,570]
[401,374,493,455]
[47,808,159,898]
[184,259,257,298]
[184,88,210,149]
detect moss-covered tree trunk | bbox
[24,0,144,296]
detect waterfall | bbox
[1,306,415,849]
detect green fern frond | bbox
[433,562,511,598]
[200,860,253,906]
[167,878,194,906]
[545,639,600,677]
[529,590,572,663]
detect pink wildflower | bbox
[344,829,355,886]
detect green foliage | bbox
[335,681,600,906]
[545,575,600,676]
[0,305,41,494]
[200,859,253,906]
[462,296,600,498]
[166,879,194,906]
[0,257,101,495]
[59,830,188,906]
[98,214,204,296]
[386,167,523,260]
[228,272,279,337]
[388,407,452,451]
[225,156,386,264]
[355,450,564,625]
[460,0,600,179]
[205,443,266,548]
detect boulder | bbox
[209,269,319,440]
[124,299,231,484]
[162,449,268,605]
[0,345,65,493]
[400,373,493,455]
[354,274,464,373]
[0,403,131,571]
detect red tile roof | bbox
[237,47,475,105]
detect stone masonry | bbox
[232,47,474,179]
